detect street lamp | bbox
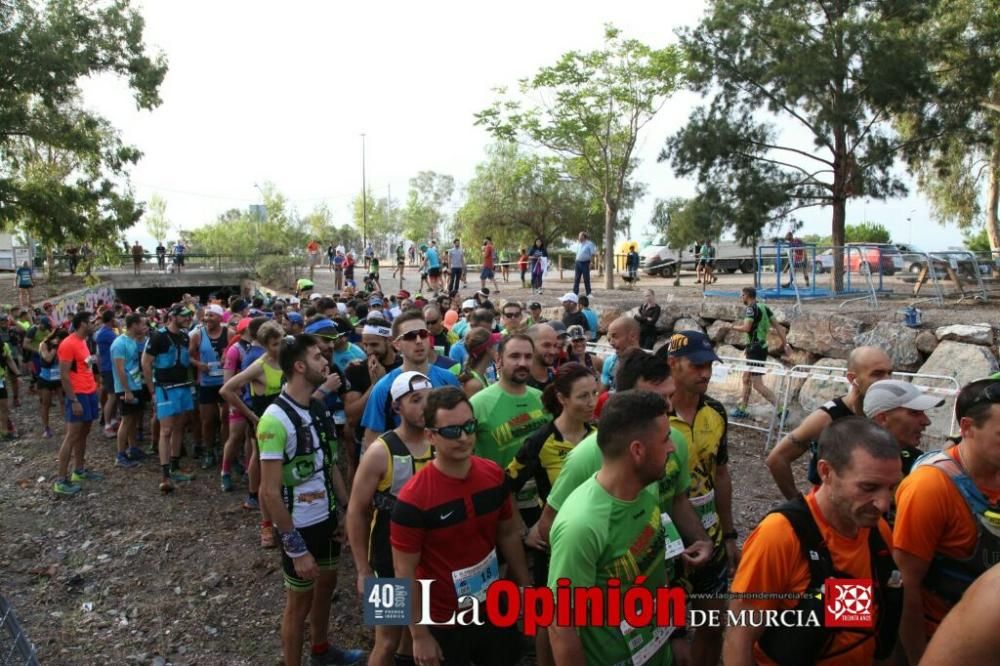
[361,134,368,251]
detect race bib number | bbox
[451,549,499,607]
[661,513,685,560]
[690,489,719,531]
[620,620,674,665]
[207,362,224,377]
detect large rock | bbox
[853,322,922,371]
[672,317,705,335]
[597,307,624,334]
[656,304,685,332]
[934,324,993,346]
[915,330,939,355]
[706,320,745,347]
[766,323,788,356]
[715,344,743,361]
[786,312,864,359]
[797,358,849,413]
[918,341,1000,439]
[699,302,745,322]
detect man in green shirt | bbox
[730,286,790,419]
[548,390,678,665]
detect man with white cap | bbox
[451,299,478,340]
[189,303,230,468]
[863,379,944,475]
[558,292,588,332]
[347,371,434,666]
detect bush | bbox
[257,256,300,290]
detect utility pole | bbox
[361,133,368,251]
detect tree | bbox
[845,222,891,244]
[656,197,725,285]
[664,0,939,291]
[454,144,603,254]
[144,194,171,244]
[476,25,684,288]
[1,0,167,241]
[962,226,992,254]
[401,171,454,242]
[351,189,398,254]
[894,1,1000,250]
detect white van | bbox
[640,239,756,277]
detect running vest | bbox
[197,327,228,387]
[369,431,434,565]
[911,450,1000,603]
[272,394,338,514]
[807,397,855,485]
[747,303,772,346]
[756,495,902,663]
[151,327,191,387]
[38,344,60,382]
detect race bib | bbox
[451,548,499,607]
[690,489,719,531]
[515,478,540,510]
[661,512,685,560]
[207,362,224,377]
[620,619,674,666]
[47,368,61,381]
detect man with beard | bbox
[548,390,677,665]
[600,315,640,393]
[863,379,943,477]
[724,417,902,665]
[344,319,400,449]
[257,334,364,666]
[526,323,559,391]
[189,303,229,468]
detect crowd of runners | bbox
[8,246,1000,665]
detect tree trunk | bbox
[986,142,1000,253]
[604,200,616,290]
[831,198,846,293]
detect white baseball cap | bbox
[390,371,433,402]
[863,380,944,418]
[559,292,579,304]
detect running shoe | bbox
[220,473,233,492]
[71,469,104,482]
[260,524,276,549]
[200,452,216,470]
[232,460,246,477]
[42,427,53,438]
[310,646,366,666]
[53,479,82,495]
[126,447,147,461]
[729,406,751,419]
[242,496,259,511]
[116,453,140,469]
[159,478,175,494]
[103,425,117,439]
[169,470,194,483]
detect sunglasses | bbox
[395,328,430,342]
[425,319,441,326]
[503,311,522,318]
[428,418,478,439]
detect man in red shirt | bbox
[54,311,100,495]
[480,237,500,294]
[391,387,531,666]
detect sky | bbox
[80,0,965,251]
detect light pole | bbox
[361,134,368,252]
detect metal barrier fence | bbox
[0,595,38,666]
[710,355,789,451]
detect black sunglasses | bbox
[395,328,430,342]
[503,311,522,318]
[428,418,478,439]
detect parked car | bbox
[814,244,901,275]
[895,243,994,277]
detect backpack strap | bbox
[773,495,832,593]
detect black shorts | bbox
[429,621,521,666]
[745,342,768,364]
[198,384,224,405]
[280,516,341,592]
[101,371,115,391]
[684,543,728,597]
[37,378,61,391]
[428,267,441,278]
[116,386,150,416]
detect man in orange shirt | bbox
[53,311,101,495]
[893,378,1000,664]
[724,417,902,665]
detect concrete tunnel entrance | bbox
[114,285,242,309]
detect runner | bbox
[526,323,559,391]
[189,303,229,468]
[53,311,100,495]
[480,237,499,294]
[724,417,902,665]
[518,248,529,289]
[893,378,1000,664]
[600,315,640,393]
[862,379,943,476]
[423,304,457,355]
[766,346,892,499]
[14,260,33,308]
[729,287,790,419]
[563,325,602,377]
[548,390,676,665]
[219,316,257,492]
[37,326,67,438]
[392,242,406,284]
[142,305,196,494]
[447,238,465,296]
[359,311,460,449]
[457,328,500,397]
[391,387,531,666]
[664,330,732,666]
[257,334,364,666]
[95,310,120,439]
[111,313,150,468]
[424,241,441,295]
[346,371,434,666]
[0,328,18,442]
[499,301,526,336]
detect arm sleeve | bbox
[256,413,287,461]
[56,339,73,364]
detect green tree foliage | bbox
[664,0,939,291]
[454,144,603,254]
[962,226,992,253]
[1,0,167,246]
[655,196,726,284]
[894,0,1000,250]
[476,25,684,289]
[351,189,397,253]
[845,222,891,244]
[401,171,454,243]
[144,194,171,244]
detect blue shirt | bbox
[449,340,468,365]
[425,247,440,269]
[332,342,366,373]
[109,334,142,392]
[601,351,618,390]
[95,326,118,373]
[15,267,32,287]
[582,309,599,341]
[575,240,597,262]
[361,364,460,434]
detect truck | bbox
[640,238,756,278]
